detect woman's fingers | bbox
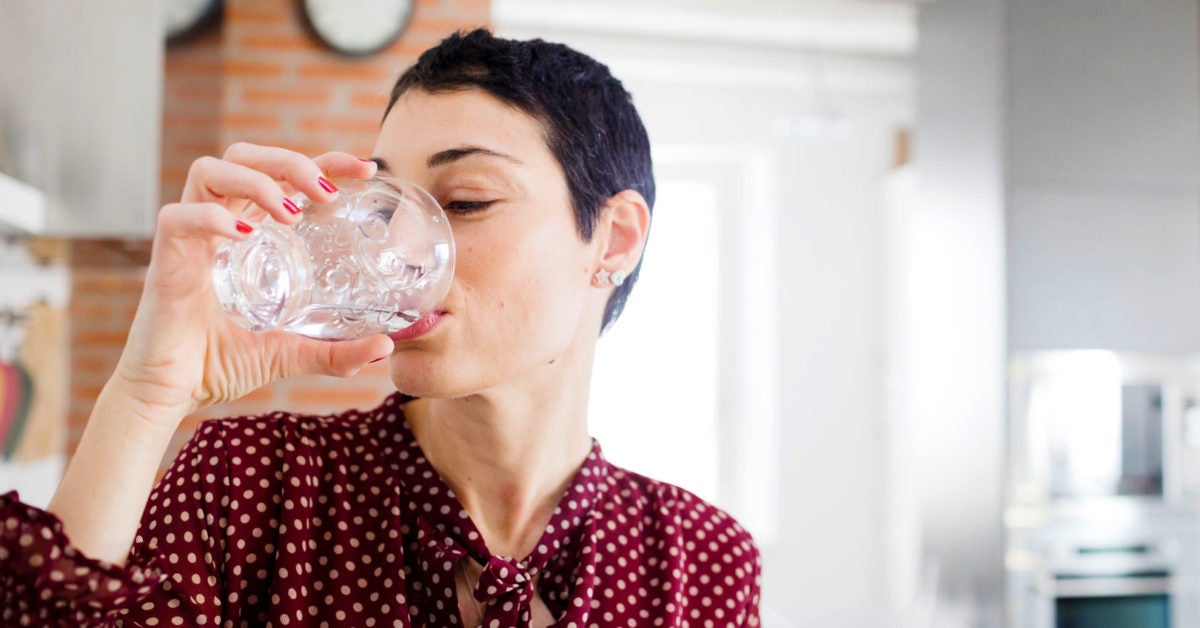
[313,151,378,181]
[222,142,347,204]
[145,202,253,302]
[272,332,395,379]
[182,146,379,225]
[157,201,255,242]
[182,157,303,225]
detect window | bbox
[589,181,721,503]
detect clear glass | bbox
[212,177,454,340]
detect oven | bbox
[1006,352,1200,628]
[1045,543,1173,628]
[1008,532,1199,628]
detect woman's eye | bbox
[442,200,496,214]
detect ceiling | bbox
[493,0,917,57]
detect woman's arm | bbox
[47,380,182,566]
[1,146,388,624]
[2,419,233,626]
[39,147,388,567]
[0,146,390,622]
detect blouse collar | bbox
[383,393,612,623]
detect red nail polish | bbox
[318,177,337,193]
[235,220,253,234]
[283,198,301,215]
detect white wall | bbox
[774,117,897,627]
[645,84,908,628]
[898,0,1007,626]
[1004,0,1200,354]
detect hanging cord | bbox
[0,306,33,461]
[0,308,29,364]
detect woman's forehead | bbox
[374,88,551,172]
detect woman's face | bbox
[372,88,605,398]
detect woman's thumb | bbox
[284,334,395,378]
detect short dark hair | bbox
[384,28,655,332]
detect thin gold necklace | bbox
[459,560,484,628]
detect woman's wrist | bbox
[47,379,184,565]
[103,367,195,436]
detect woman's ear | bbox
[595,189,651,279]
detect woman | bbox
[1,30,761,627]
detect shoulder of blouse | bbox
[602,463,763,616]
[605,464,759,551]
[196,399,405,445]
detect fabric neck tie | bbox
[395,409,612,626]
[415,517,549,626]
[475,555,536,626]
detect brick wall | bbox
[67,0,490,469]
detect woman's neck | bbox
[405,345,595,559]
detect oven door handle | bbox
[1050,576,1172,598]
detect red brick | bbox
[72,274,144,292]
[297,62,395,81]
[170,83,224,102]
[166,57,223,76]
[452,0,492,15]
[69,301,113,319]
[73,330,128,347]
[381,39,441,60]
[242,86,332,105]
[70,384,106,402]
[298,117,381,134]
[239,33,322,52]
[169,140,222,156]
[74,355,116,376]
[223,60,288,78]
[226,3,294,24]
[287,386,389,408]
[350,91,390,110]
[165,113,223,129]
[408,16,488,36]
[222,113,282,130]
[161,165,193,183]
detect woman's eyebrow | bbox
[426,146,523,168]
[369,147,523,175]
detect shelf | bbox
[0,171,45,234]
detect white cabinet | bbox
[1005,0,1200,352]
[1007,0,1200,186]
[1008,182,1200,353]
[0,1,162,237]
[0,172,44,234]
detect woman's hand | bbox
[110,143,394,428]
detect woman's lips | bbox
[388,311,445,342]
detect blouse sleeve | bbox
[0,420,232,626]
[741,544,763,626]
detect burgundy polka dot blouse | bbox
[1,392,761,626]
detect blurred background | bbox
[2,1,1199,626]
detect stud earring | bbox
[592,268,626,287]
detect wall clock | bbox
[166,0,222,45]
[301,0,414,56]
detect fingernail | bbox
[318,177,338,193]
[359,158,375,163]
[235,220,253,234]
[369,357,385,364]
[283,198,301,215]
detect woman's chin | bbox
[388,364,483,401]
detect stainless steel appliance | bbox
[1006,352,1200,628]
